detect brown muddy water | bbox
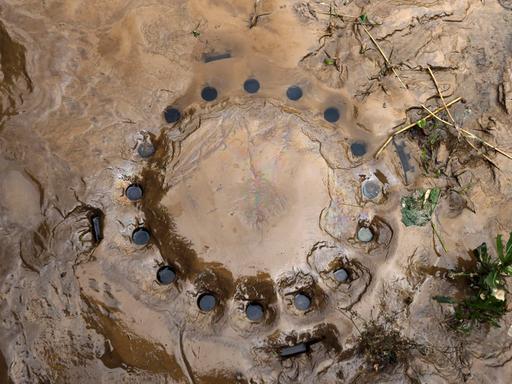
[1,0,512,383]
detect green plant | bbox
[433,232,512,332]
[401,188,441,227]
[417,118,427,128]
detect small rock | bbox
[357,227,374,243]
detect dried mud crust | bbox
[499,0,512,10]
[1,0,512,383]
[0,21,32,119]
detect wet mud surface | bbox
[1,0,512,383]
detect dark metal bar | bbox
[203,52,232,63]
[91,214,102,243]
[279,343,308,358]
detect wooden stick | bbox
[427,66,457,125]
[462,136,499,168]
[460,128,512,161]
[428,66,512,162]
[374,97,463,158]
[420,104,454,126]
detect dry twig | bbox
[360,24,408,90]
[427,66,512,162]
[427,67,457,126]
[375,97,463,158]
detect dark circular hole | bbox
[362,180,381,200]
[137,142,155,158]
[163,107,181,123]
[125,184,143,201]
[132,227,151,245]
[334,268,350,282]
[350,142,367,157]
[198,293,217,312]
[156,266,176,285]
[294,293,311,311]
[201,86,218,102]
[246,302,265,321]
[357,227,374,243]
[244,79,260,94]
[286,85,303,101]
[324,107,340,123]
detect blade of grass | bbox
[431,222,448,254]
[497,234,504,263]
[505,232,512,264]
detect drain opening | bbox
[357,227,374,243]
[286,85,303,101]
[244,79,260,94]
[246,302,265,321]
[157,266,176,285]
[294,293,312,311]
[350,141,367,157]
[333,268,350,282]
[362,179,381,200]
[137,142,155,158]
[125,184,143,201]
[198,293,217,312]
[201,86,218,102]
[132,227,151,245]
[163,107,181,123]
[323,107,340,123]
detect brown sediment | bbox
[0,349,12,384]
[0,20,32,126]
[82,295,186,379]
[1,0,512,383]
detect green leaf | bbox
[429,188,441,206]
[484,270,499,290]
[504,232,512,265]
[496,234,504,263]
[417,119,427,129]
[420,147,428,162]
[324,58,335,65]
[502,265,512,276]
[359,14,368,24]
[474,243,490,266]
[463,295,505,313]
[400,188,441,227]
[433,295,456,304]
